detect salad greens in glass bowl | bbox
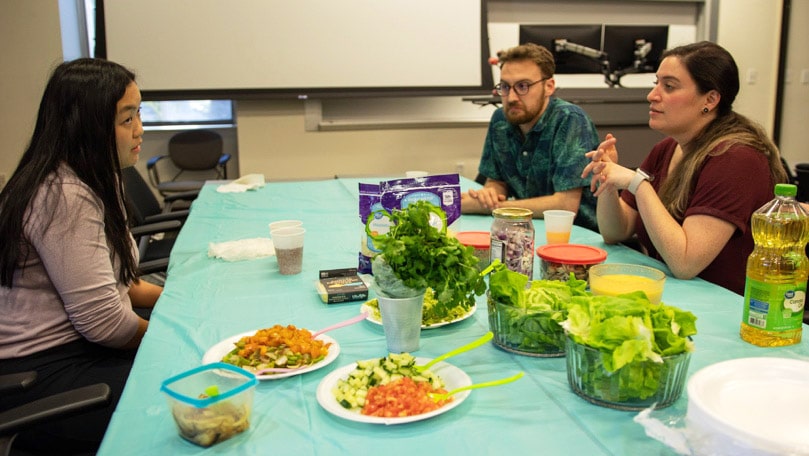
[487,268,588,357]
[561,291,697,410]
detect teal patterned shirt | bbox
[478,97,599,232]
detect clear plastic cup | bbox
[271,227,305,275]
[543,210,575,244]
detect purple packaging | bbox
[358,174,461,273]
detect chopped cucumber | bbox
[332,353,445,412]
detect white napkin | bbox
[208,238,275,261]
[216,173,266,193]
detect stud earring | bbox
[702,107,709,113]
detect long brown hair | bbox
[656,42,787,220]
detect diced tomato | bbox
[361,377,451,417]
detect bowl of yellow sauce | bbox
[588,263,666,304]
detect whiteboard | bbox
[103,0,488,97]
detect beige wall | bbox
[716,0,783,135]
[236,100,486,181]
[779,0,809,166]
[0,1,63,188]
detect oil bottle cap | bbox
[774,183,797,197]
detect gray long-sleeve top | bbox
[0,164,141,359]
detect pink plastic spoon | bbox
[253,312,368,375]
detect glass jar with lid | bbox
[490,208,535,279]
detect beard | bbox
[504,100,542,126]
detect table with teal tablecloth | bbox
[98,177,809,456]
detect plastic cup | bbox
[377,293,425,353]
[271,227,305,275]
[543,210,575,244]
[269,220,303,234]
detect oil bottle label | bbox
[742,278,806,331]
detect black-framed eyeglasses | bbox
[495,78,549,96]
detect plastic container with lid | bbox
[455,231,491,271]
[161,363,258,447]
[536,244,607,283]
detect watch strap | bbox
[628,169,650,195]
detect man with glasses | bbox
[462,43,599,232]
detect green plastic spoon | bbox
[428,371,525,402]
[414,331,494,372]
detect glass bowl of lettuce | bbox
[562,292,697,410]
[487,268,588,357]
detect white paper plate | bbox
[686,357,809,454]
[202,332,340,380]
[360,301,476,329]
[316,357,472,425]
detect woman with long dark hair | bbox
[0,58,162,453]
[582,41,787,295]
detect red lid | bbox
[455,231,490,249]
[536,244,607,265]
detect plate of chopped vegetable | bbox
[316,353,472,425]
[361,288,476,329]
[202,324,340,380]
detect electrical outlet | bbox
[455,162,465,176]
[801,69,809,85]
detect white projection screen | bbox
[102,0,491,99]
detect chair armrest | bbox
[139,257,170,275]
[130,220,182,238]
[0,383,111,436]
[146,155,169,169]
[0,372,37,394]
[143,210,189,225]
[163,191,199,203]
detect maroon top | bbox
[621,137,775,295]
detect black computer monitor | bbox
[518,24,604,74]
[603,25,669,74]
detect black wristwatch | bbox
[628,169,653,195]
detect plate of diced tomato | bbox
[316,355,472,424]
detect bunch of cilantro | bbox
[488,268,588,353]
[561,291,697,401]
[369,201,486,314]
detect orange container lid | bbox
[455,231,490,249]
[536,244,607,265]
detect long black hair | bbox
[0,58,138,287]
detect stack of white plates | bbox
[686,357,809,455]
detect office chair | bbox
[0,371,111,456]
[146,129,231,196]
[122,167,193,274]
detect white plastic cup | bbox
[269,220,303,234]
[377,293,425,353]
[271,227,305,275]
[543,210,575,244]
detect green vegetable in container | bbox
[488,269,588,353]
[561,292,697,401]
[368,201,486,312]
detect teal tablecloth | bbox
[99,177,809,455]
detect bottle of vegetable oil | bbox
[741,183,809,346]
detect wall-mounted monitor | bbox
[603,25,669,74]
[518,24,604,74]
